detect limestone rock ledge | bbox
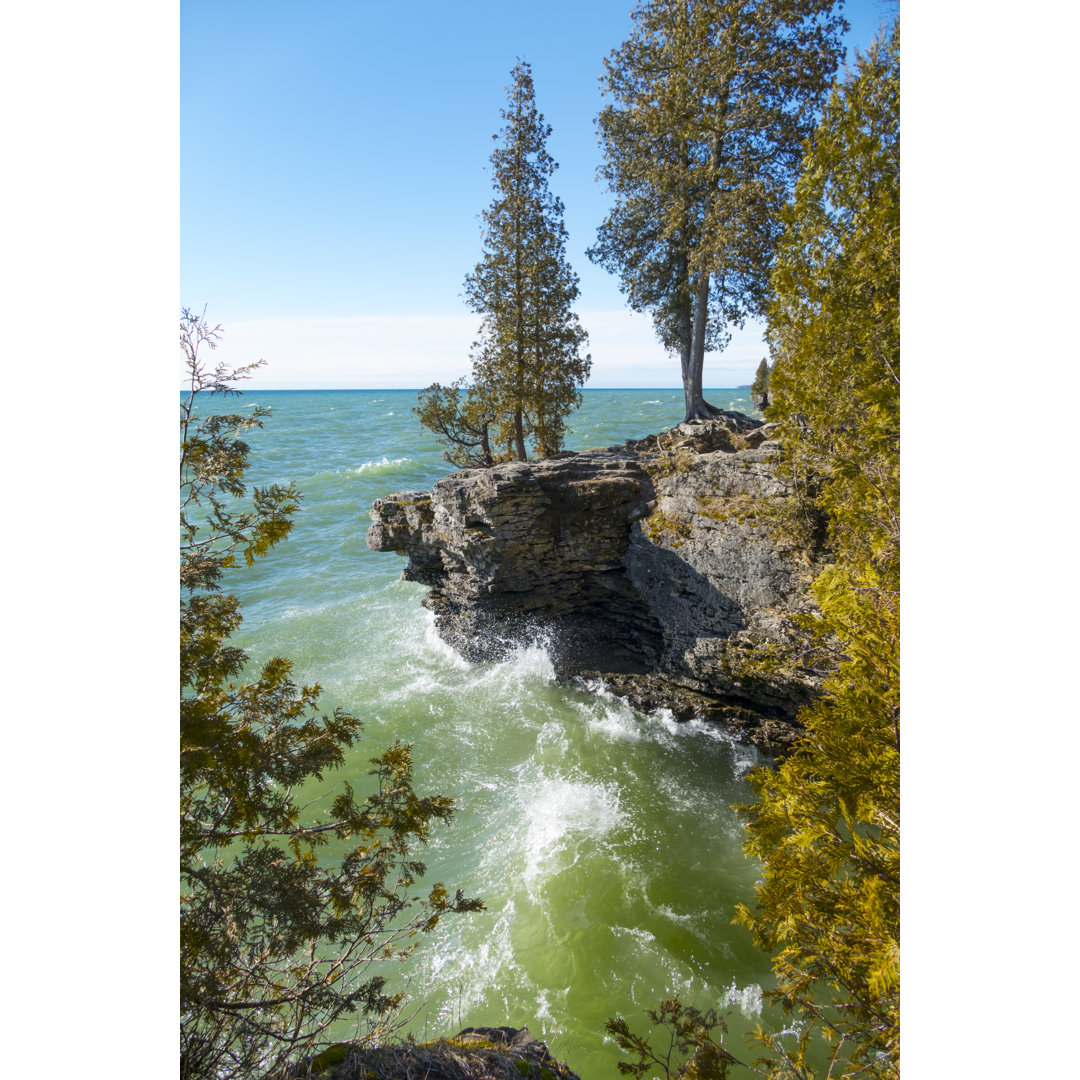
[288,1026,581,1080]
[367,415,823,755]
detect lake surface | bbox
[202,387,788,1077]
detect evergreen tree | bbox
[590,0,846,423]
[750,356,770,407]
[461,59,590,460]
[735,23,899,1078]
[180,310,482,1080]
[414,377,498,468]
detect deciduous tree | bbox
[591,0,846,423]
[180,309,482,1080]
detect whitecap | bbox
[352,456,412,474]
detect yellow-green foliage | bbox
[735,23,899,1079]
[643,507,692,547]
[180,311,483,1080]
[414,378,499,469]
[750,358,770,399]
[643,443,696,480]
[695,494,764,527]
[606,998,743,1080]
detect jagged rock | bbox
[294,1026,581,1080]
[367,416,823,752]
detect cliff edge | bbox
[367,415,822,754]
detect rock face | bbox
[294,1026,581,1080]
[367,415,822,754]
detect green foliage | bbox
[416,60,590,463]
[179,309,482,1080]
[590,0,846,422]
[605,999,745,1080]
[413,377,499,468]
[766,21,900,577]
[733,23,900,1079]
[643,507,692,547]
[750,359,770,399]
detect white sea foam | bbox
[423,613,471,669]
[583,700,643,742]
[651,713,762,776]
[506,641,557,682]
[612,924,657,946]
[352,455,411,474]
[411,903,522,1027]
[520,775,626,890]
[471,637,558,692]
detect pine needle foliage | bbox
[733,23,900,1079]
[750,358,770,400]
[590,0,846,423]
[180,309,483,1080]
[413,377,500,469]
[416,60,590,463]
[605,999,754,1080]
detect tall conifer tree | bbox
[736,24,900,1078]
[590,0,846,423]
[464,59,590,460]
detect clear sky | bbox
[181,0,898,389]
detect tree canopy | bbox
[591,0,846,423]
[735,22,900,1078]
[180,310,482,1080]
[417,60,590,464]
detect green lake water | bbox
[205,388,795,1077]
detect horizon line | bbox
[178,386,754,393]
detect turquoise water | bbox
[200,388,785,1077]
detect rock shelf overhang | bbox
[367,416,822,755]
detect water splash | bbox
[519,774,627,892]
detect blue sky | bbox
[182,0,898,389]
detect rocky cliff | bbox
[367,415,823,754]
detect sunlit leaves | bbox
[606,998,742,1080]
[590,0,846,421]
[179,311,482,1080]
[734,24,900,1079]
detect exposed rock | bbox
[367,415,823,753]
[291,1026,581,1080]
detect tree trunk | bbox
[680,120,728,423]
[682,267,723,422]
[513,406,527,460]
